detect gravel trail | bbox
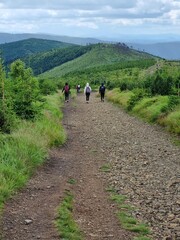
[1,92,179,240]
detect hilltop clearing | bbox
[1,93,179,240]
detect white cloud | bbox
[0,0,179,39]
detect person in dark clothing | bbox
[62,82,70,102]
[76,84,81,93]
[99,83,106,102]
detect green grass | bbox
[110,192,152,239]
[55,191,83,240]
[100,164,111,173]
[107,89,134,109]
[159,106,180,134]
[132,96,169,122]
[0,92,66,211]
[110,194,127,204]
[68,178,76,185]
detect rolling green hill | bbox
[0,38,75,66]
[23,44,93,75]
[39,43,157,79]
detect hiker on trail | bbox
[84,83,92,103]
[62,82,70,102]
[76,84,81,93]
[99,83,106,102]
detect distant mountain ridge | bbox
[0,32,180,60]
[0,32,104,45]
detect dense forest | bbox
[0,38,75,69]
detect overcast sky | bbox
[0,0,180,41]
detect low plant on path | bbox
[55,190,83,240]
[108,188,152,240]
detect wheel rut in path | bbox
[1,93,133,240]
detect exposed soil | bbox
[1,92,180,240]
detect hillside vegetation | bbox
[0,58,67,210]
[24,44,93,75]
[39,43,156,78]
[0,38,74,67]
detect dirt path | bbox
[1,92,180,240]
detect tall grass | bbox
[0,93,66,210]
[158,106,180,134]
[132,96,169,122]
[107,88,134,108]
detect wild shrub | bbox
[107,81,116,90]
[119,82,128,91]
[159,95,180,114]
[9,60,42,119]
[151,74,173,95]
[0,59,17,133]
[0,102,17,133]
[39,78,57,95]
[127,88,147,111]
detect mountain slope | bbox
[0,38,75,65]
[23,44,93,75]
[39,43,156,78]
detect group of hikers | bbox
[62,82,106,103]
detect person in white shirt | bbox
[84,83,92,103]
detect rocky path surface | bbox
[1,92,180,240]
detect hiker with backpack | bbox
[62,82,70,102]
[99,83,106,102]
[76,84,81,93]
[84,83,92,103]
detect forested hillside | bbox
[23,44,93,75]
[0,38,74,67]
[0,39,157,76]
[39,43,156,78]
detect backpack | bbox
[86,86,90,93]
[100,86,105,93]
[64,85,69,93]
